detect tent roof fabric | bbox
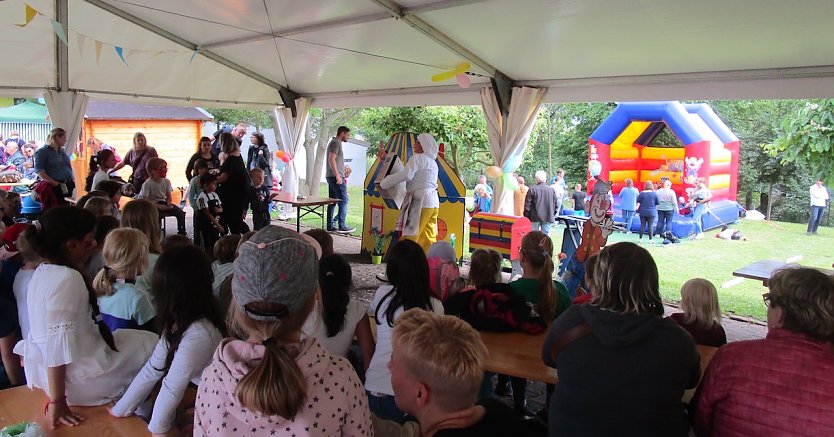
[2,0,834,108]
[84,100,213,121]
[0,102,49,123]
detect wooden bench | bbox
[0,386,150,436]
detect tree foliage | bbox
[768,99,834,184]
[205,107,272,131]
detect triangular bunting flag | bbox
[51,20,68,46]
[115,46,128,65]
[94,41,103,64]
[16,3,37,27]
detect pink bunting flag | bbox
[456,73,471,89]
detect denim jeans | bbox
[622,209,636,232]
[656,209,674,235]
[367,391,407,423]
[808,205,825,233]
[639,215,655,239]
[693,203,706,234]
[532,221,552,235]
[326,176,348,229]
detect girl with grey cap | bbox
[193,225,373,436]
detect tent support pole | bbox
[55,0,69,92]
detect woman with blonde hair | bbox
[194,226,372,436]
[112,132,158,193]
[93,228,155,332]
[693,267,834,435]
[121,199,162,297]
[669,278,726,346]
[542,242,699,436]
[34,127,75,207]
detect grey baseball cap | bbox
[233,225,319,321]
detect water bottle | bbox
[450,233,456,249]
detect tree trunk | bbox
[766,183,774,220]
[744,190,752,211]
[308,110,334,197]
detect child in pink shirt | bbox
[194,226,372,436]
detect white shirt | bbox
[91,169,110,191]
[379,153,439,208]
[137,177,172,204]
[13,264,156,405]
[810,184,829,207]
[12,268,35,339]
[110,319,223,434]
[364,284,443,395]
[211,261,233,297]
[302,297,367,358]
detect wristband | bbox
[44,396,67,415]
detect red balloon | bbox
[281,155,290,163]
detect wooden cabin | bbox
[75,101,213,197]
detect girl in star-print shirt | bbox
[194,226,373,437]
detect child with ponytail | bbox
[93,228,156,332]
[504,231,571,418]
[194,226,372,436]
[13,206,156,429]
[110,244,225,436]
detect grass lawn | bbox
[279,183,832,321]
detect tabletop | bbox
[0,386,149,437]
[732,260,788,285]
[270,191,340,207]
[478,330,558,384]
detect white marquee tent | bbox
[3,0,834,109]
[3,0,833,210]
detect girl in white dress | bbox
[14,206,156,428]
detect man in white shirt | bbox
[808,180,830,235]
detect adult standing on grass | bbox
[326,126,355,234]
[690,178,712,240]
[209,122,247,157]
[655,179,678,236]
[619,178,639,233]
[112,132,158,194]
[636,181,659,243]
[525,170,558,235]
[808,179,829,235]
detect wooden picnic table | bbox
[0,386,149,436]
[270,191,340,233]
[733,260,834,286]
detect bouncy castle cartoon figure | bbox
[588,101,741,237]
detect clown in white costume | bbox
[379,133,440,253]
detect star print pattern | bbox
[193,338,373,436]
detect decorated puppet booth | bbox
[588,102,741,237]
[362,132,466,260]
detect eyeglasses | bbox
[762,293,773,307]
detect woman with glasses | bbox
[693,267,834,436]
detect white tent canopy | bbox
[2,0,834,110]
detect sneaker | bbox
[694,233,704,240]
[327,227,337,232]
[337,226,356,234]
[376,273,388,282]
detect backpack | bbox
[444,283,547,334]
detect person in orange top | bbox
[513,175,528,217]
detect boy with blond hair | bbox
[137,157,187,236]
[375,309,526,436]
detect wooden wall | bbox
[77,119,202,197]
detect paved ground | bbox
[179,210,767,415]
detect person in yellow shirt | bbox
[514,175,528,217]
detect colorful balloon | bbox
[485,165,502,178]
[276,150,285,159]
[456,73,471,89]
[502,154,523,173]
[503,172,519,191]
[281,155,290,163]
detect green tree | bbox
[205,107,272,131]
[768,99,834,184]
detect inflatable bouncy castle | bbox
[588,102,741,237]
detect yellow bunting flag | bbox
[94,40,103,64]
[16,3,38,27]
